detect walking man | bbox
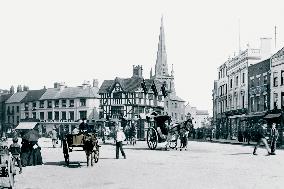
[9,137,22,174]
[115,122,126,159]
[253,122,271,156]
[51,128,58,148]
[270,123,279,155]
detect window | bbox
[242,95,245,109]
[80,99,86,106]
[32,112,36,119]
[62,99,66,107]
[256,96,260,111]
[236,76,239,87]
[166,101,168,108]
[25,112,29,119]
[175,113,177,119]
[54,111,59,120]
[69,100,74,107]
[113,93,122,99]
[256,77,260,86]
[16,106,19,113]
[251,97,254,112]
[242,73,245,83]
[7,106,10,114]
[175,103,177,108]
[40,112,44,120]
[273,72,278,87]
[25,103,28,111]
[55,100,59,108]
[61,111,66,120]
[79,111,87,119]
[251,79,254,88]
[225,84,227,94]
[48,112,53,120]
[274,93,278,109]
[230,79,233,89]
[264,94,268,110]
[17,116,19,124]
[281,71,284,85]
[69,111,74,121]
[264,75,268,85]
[32,102,36,108]
[148,94,154,100]
[40,101,44,108]
[47,100,52,108]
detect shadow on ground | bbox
[226,152,252,156]
[44,161,83,168]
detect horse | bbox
[164,118,193,151]
[83,134,98,166]
[124,123,137,145]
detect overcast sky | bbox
[1,0,284,115]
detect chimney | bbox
[260,37,272,60]
[82,80,90,89]
[132,65,143,78]
[93,79,99,88]
[54,82,60,88]
[59,82,66,91]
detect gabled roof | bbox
[0,94,12,103]
[6,91,28,104]
[98,80,114,94]
[21,89,46,103]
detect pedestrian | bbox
[115,122,126,159]
[79,118,90,133]
[253,122,271,156]
[9,137,22,174]
[270,123,279,155]
[51,128,58,148]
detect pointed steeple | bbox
[155,16,168,77]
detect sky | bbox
[1,0,284,116]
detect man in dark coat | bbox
[79,118,89,132]
[253,122,271,155]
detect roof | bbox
[21,89,46,103]
[99,77,165,94]
[6,91,28,104]
[0,94,12,103]
[15,122,38,130]
[196,110,209,115]
[40,87,99,100]
[98,80,114,93]
[169,95,185,102]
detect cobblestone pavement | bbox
[13,139,284,189]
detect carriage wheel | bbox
[147,127,158,150]
[94,146,100,163]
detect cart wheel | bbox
[147,127,158,150]
[94,146,99,163]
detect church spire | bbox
[155,16,168,77]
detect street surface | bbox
[12,138,284,189]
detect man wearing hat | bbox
[9,137,22,174]
[79,118,90,133]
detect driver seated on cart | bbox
[79,118,91,133]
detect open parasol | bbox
[22,130,40,142]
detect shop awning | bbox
[245,113,266,118]
[15,122,38,130]
[263,113,281,119]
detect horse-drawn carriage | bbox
[146,115,193,150]
[0,142,16,189]
[62,132,100,166]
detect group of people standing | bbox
[253,122,279,155]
